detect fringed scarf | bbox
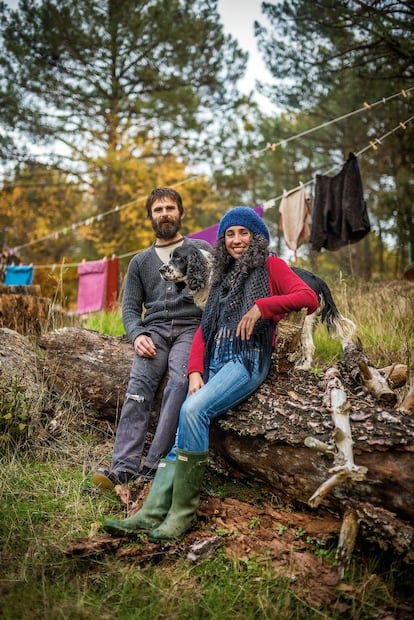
[201,262,274,378]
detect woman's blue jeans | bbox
[166,344,271,458]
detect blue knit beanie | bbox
[217,207,270,242]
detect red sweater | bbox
[187,256,319,375]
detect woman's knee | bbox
[180,397,198,423]
[181,392,213,430]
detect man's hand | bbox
[236,304,262,340]
[188,372,204,395]
[134,334,157,357]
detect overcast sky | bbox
[217,0,274,111]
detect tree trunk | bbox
[0,285,52,335]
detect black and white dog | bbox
[291,266,356,370]
[159,245,356,369]
[159,245,213,311]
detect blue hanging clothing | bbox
[310,152,371,252]
[4,265,34,285]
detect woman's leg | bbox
[176,355,270,453]
[148,355,271,542]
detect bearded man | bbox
[92,187,211,489]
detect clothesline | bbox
[12,86,412,252]
[262,113,414,209]
[226,88,413,165]
[28,249,141,270]
[10,111,413,271]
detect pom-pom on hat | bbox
[217,206,270,242]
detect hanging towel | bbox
[4,265,34,285]
[310,152,370,252]
[279,186,310,260]
[105,256,120,310]
[77,259,108,314]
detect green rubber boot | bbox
[103,459,175,536]
[148,449,208,543]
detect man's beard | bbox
[152,217,181,240]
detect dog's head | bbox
[159,245,212,292]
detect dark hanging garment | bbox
[310,152,371,252]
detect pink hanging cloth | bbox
[77,259,108,314]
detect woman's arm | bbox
[187,326,205,375]
[255,256,319,320]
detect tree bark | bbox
[38,327,133,419]
[0,290,51,335]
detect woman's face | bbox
[224,226,252,259]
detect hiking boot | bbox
[136,465,157,483]
[92,469,138,490]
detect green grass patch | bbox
[84,310,125,337]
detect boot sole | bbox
[104,519,160,536]
[92,472,115,490]
[103,523,140,537]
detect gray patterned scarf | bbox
[201,260,274,378]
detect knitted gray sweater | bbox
[122,237,212,345]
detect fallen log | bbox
[2,325,414,560]
[36,310,305,420]
[38,327,133,419]
[0,328,40,401]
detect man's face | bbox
[150,198,182,240]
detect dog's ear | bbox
[187,252,209,291]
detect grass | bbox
[0,443,409,619]
[0,277,413,619]
[84,310,125,337]
[312,278,413,372]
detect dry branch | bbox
[378,363,408,389]
[358,360,398,405]
[307,368,367,508]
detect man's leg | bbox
[143,324,198,469]
[110,335,170,475]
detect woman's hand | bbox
[188,371,204,395]
[236,304,262,340]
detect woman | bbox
[103,207,318,542]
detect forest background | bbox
[0,0,413,309]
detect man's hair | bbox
[145,187,184,217]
